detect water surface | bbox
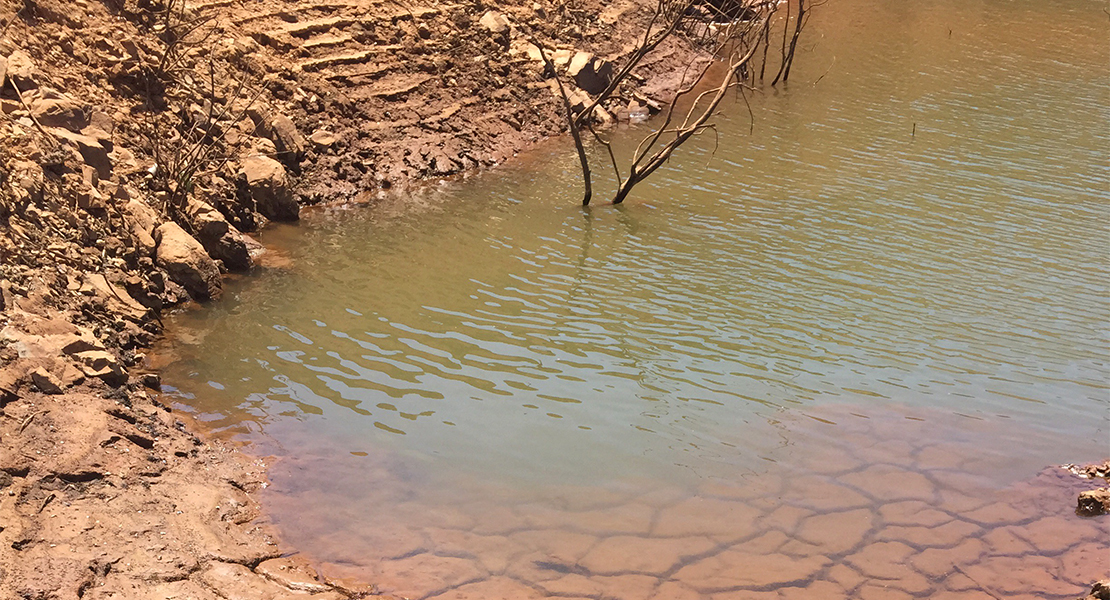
[157,0,1109,597]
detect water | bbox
[155,0,1109,597]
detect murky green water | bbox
[157,0,1108,597]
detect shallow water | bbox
[156,0,1109,597]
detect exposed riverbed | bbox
[156,0,1109,597]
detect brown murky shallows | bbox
[257,404,1107,600]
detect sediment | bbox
[0,0,705,596]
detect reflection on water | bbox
[155,0,1109,597]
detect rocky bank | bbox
[0,0,709,596]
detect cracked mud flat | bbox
[259,404,1109,600]
[0,383,378,598]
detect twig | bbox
[10,79,57,144]
[0,2,25,39]
[37,492,56,514]
[19,410,45,435]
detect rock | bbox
[139,372,161,391]
[73,350,127,387]
[80,274,149,321]
[1084,580,1110,600]
[479,10,511,34]
[254,557,331,593]
[5,50,40,90]
[29,96,88,132]
[241,156,299,222]
[244,108,272,139]
[30,367,63,394]
[309,129,338,148]
[89,110,114,135]
[567,52,613,95]
[1077,488,1110,517]
[154,222,223,300]
[0,55,7,91]
[50,128,113,180]
[185,199,253,272]
[270,114,305,163]
[122,199,159,256]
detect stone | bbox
[270,114,305,162]
[122,199,159,256]
[309,129,338,148]
[1084,580,1110,600]
[197,561,293,599]
[0,55,6,90]
[479,10,511,34]
[254,557,330,593]
[241,156,299,221]
[73,350,126,386]
[566,52,613,95]
[185,199,253,272]
[83,273,149,321]
[6,49,40,89]
[29,96,88,131]
[154,222,222,300]
[1077,488,1110,517]
[50,128,113,180]
[30,367,63,394]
